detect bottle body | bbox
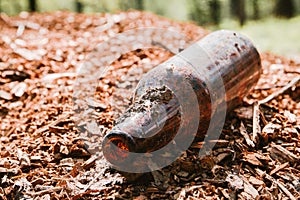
[103,30,261,168]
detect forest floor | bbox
[0,11,299,199]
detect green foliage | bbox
[0,1,298,25]
[214,16,300,56]
[209,0,221,25]
[188,0,211,25]
[1,0,300,22]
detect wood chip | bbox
[17,148,31,168]
[11,82,27,97]
[248,176,265,186]
[257,168,298,200]
[0,11,299,200]
[82,155,98,170]
[268,144,299,164]
[41,72,77,82]
[270,162,289,175]
[242,152,263,166]
[226,174,244,190]
[242,176,259,199]
[0,167,19,174]
[13,48,42,61]
[239,121,255,147]
[0,90,13,100]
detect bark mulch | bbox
[0,11,299,199]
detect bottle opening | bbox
[103,137,129,162]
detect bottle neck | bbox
[103,86,181,156]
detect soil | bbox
[0,11,299,199]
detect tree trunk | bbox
[189,0,207,25]
[135,0,144,10]
[275,0,295,18]
[75,0,84,13]
[252,0,260,20]
[230,0,239,17]
[28,0,37,12]
[238,0,246,26]
[230,0,246,26]
[209,0,221,25]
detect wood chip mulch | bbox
[0,11,299,200]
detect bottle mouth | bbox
[102,130,136,164]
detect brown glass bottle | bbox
[102,30,261,170]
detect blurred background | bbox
[1,0,300,57]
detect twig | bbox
[252,102,261,144]
[252,76,300,144]
[258,76,300,105]
[32,113,72,136]
[239,121,255,147]
[83,172,103,192]
[260,110,268,126]
[26,187,63,196]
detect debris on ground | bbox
[0,11,299,199]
